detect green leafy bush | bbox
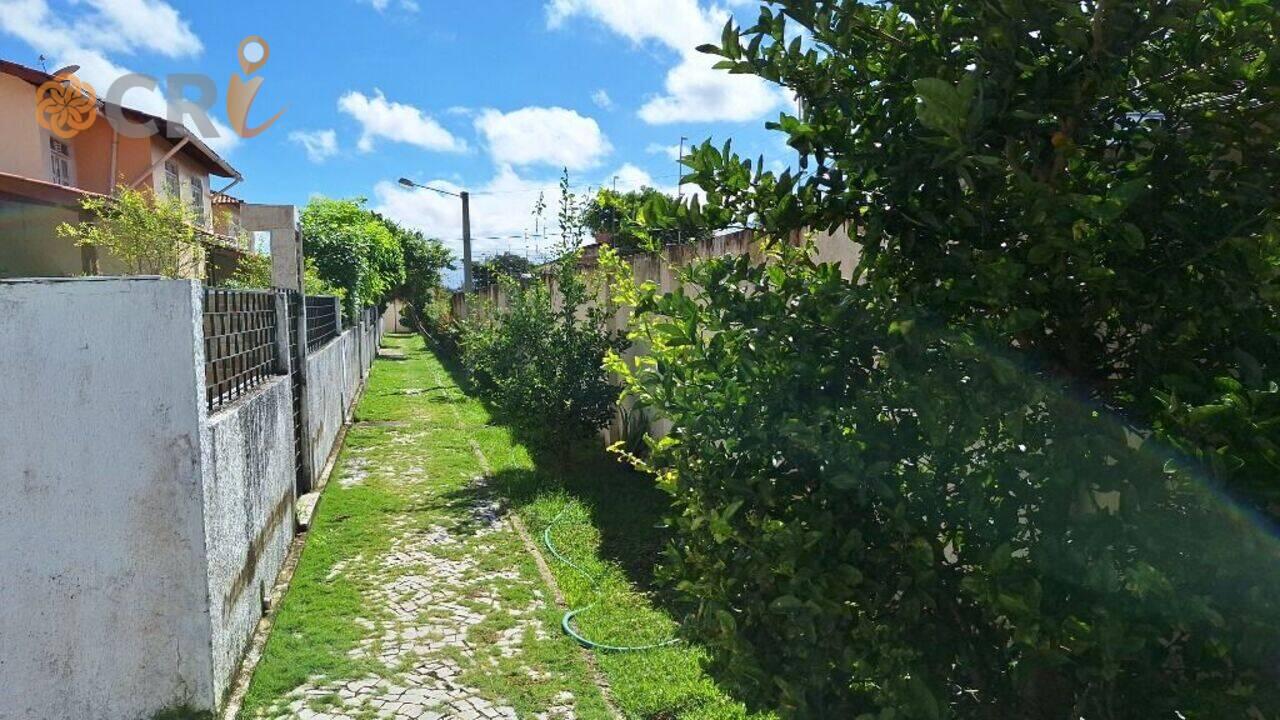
[379,216,454,333]
[58,186,204,278]
[614,1,1280,717]
[460,173,627,453]
[583,186,718,253]
[300,197,404,316]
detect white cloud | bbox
[646,142,682,161]
[74,0,203,57]
[289,129,339,163]
[338,90,466,153]
[0,0,246,155]
[474,106,611,170]
[358,0,419,12]
[612,162,656,192]
[375,162,706,285]
[546,0,784,124]
[638,53,782,124]
[546,0,714,52]
[373,166,570,281]
[607,162,703,203]
[591,89,613,110]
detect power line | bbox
[464,172,685,197]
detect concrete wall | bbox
[0,278,215,720]
[0,278,383,717]
[303,310,382,484]
[241,204,300,291]
[199,376,296,703]
[304,331,357,482]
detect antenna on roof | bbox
[38,55,47,72]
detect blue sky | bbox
[0,0,796,269]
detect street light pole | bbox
[398,177,473,293]
[460,190,472,293]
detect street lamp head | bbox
[398,178,416,188]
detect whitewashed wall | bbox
[0,278,384,718]
[0,278,216,720]
[200,375,296,703]
[303,311,382,489]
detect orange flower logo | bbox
[35,72,98,139]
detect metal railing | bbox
[203,288,280,413]
[306,296,340,354]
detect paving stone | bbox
[253,479,580,719]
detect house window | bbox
[189,176,206,225]
[49,138,73,187]
[165,161,180,198]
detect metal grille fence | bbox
[306,296,340,353]
[204,288,279,413]
[284,290,309,494]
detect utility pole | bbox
[677,136,687,245]
[461,190,473,292]
[399,177,474,293]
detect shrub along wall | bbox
[609,1,1280,718]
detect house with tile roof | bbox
[0,59,249,281]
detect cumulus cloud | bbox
[289,129,339,163]
[358,0,419,12]
[638,54,781,123]
[611,162,658,192]
[0,0,246,154]
[546,0,784,124]
[474,106,611,170]
[373,166,575,284]
[591,89,613,110]
[646,142,683,161]
[338,89,467,153]
[75,0,203,57]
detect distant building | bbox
[0,59,248,280]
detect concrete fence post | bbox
[297,291,310,361]
[333,296,343,334]
[272,290,290,375]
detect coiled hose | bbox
[542,507,681,652]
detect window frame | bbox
[49,137,74,187]
[164,161,181,199]
[188,175,206,226]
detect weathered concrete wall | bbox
[199,376,296,704]
[303,332,355,480]
[303,311,380,484]
[241,204,300,291]
[0,277,216,720]
[1,279,381,717]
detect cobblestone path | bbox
[239,336,614,720]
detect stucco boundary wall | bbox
[0,278,384,719]
[303,306,383,491]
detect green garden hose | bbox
[542,508,681,653]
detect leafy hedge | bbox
[614,1,1280,718]
[460,174,626,453]
[300,197,405,316]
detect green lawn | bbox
[239,334,765,719]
